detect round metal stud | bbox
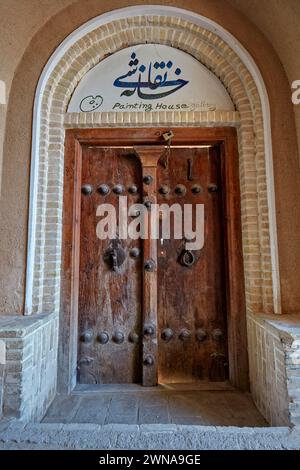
[128,332,139,344]
[196,328,207,342]
[179,329,191,341]
[144,355,154,366]
[81,329,93,343]
[97,331,109,344]
[159,185,170,195]
[144,324,155,336]
[113,331,124,344]
[130,247,140,258]
[144,259,156,272]
[81,184,93,195]
[97,184,110,195]
[175,184,187,196]
[212,328,223,340]
[208,184,218,193]
[161,328,173,342]
[192,185,203,194]
[143,175,153,185]
[144,200,152,209]
[128,184,138,194]
[113,184,124,195]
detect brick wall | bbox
[248,313,300,426]
[0,313,58,421]
[29,15,275,317]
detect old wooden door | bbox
[78,146,143,384]
[77,143,228,385]
[157,146,228,383]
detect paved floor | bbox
[42,383,267,427]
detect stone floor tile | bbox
[109,395,138,414]
[138,405,170,424]
[42,394,80,421]
[70,395,110,424]
[138,393,168,408]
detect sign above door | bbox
[67,44,234,113]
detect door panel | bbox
[77,143,228,385]
[78,147,142,384]
[157,146,228,383]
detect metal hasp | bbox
[103,239,126,271]
[134,145,164,386]
[188,158,194,181]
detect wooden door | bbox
[77,146,143,384]
[62,128,248,392]
[77,143,228,385]
[157,146,228,383]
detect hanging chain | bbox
[161,130,174,170]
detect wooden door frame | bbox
[59,127,248,393]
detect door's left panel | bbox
[77,146,142,384]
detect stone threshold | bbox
[0,419,299,450]
[73,382,235,393]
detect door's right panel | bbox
[157,146,228,383]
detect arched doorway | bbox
[25,7,281,424]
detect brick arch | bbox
[27,13,276,319]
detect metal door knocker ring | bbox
[180,250,195,267]
[103,240,126,271]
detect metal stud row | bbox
[81,330,140,344]
[161,328,224,342]
[158,184,217,195]
[82,183,218,196]
[81,328,224,344]
[81,184,140,196]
